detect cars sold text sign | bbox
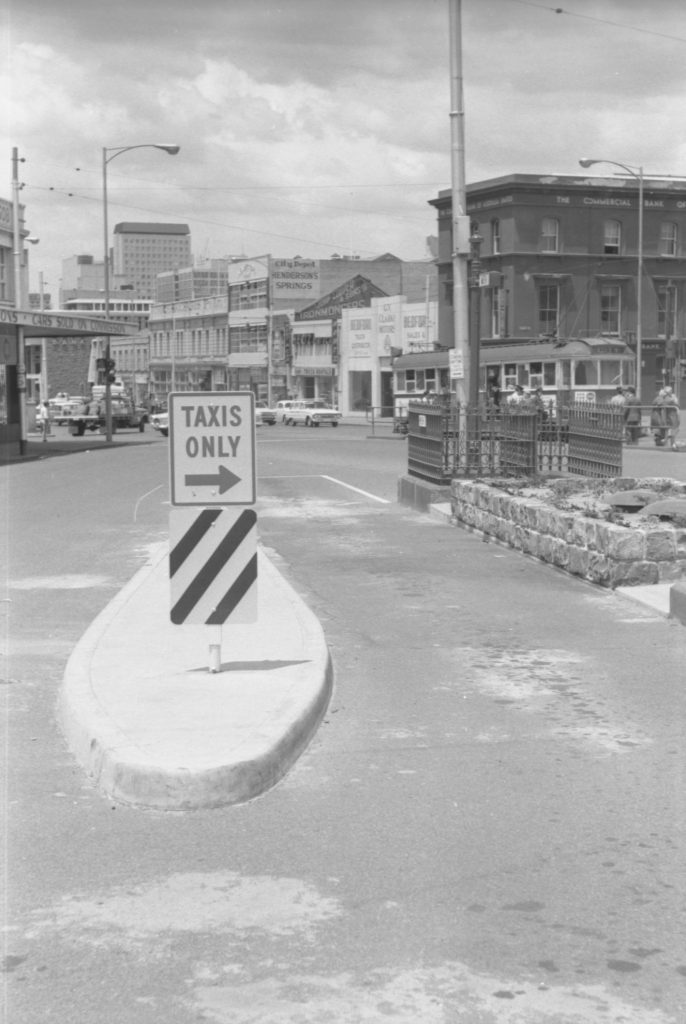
[169,391,256,507]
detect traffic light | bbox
[104,358,116,384]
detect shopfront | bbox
[0,308,137,454]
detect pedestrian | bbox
[487,374,501,408]
[37,399,50,441]
[661,387,681,449]
[609,386,626,410]
[650,389,668,446]
[622,386,642,445]
[507,384,524,406]
[532,387,548,419]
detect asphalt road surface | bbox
[3,424,686,1023]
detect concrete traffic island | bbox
[58,544,333,811]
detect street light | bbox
[102,143,180,440]
[579,157,644,399]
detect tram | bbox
[392,336,636,421]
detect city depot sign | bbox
[169,392,256,507]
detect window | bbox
[491,219,501,255]
[660,222,678,257]
[600,284,621,335]
[489,287,504,338]
[541,218,559,253]
[538,282,559,336]
[503,363,517,390]
[603,220,621,255]
[527,362,556,388]
[574,360,599,386]
[657,283,677,339]
[599,360,623,386]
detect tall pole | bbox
[102,143,180,440]
[102,147,113,441]
[39,272,48,403]
[170,305,176,393]
[448,0,471,408]
[578,158,644,399]
[636,166,644,401]
[11,147,27,455]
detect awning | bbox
[393,351,450,370]
[291,322,332,339]
[8,308,138,339]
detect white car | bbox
[275,399,295,422]
[151,411,169,436]
[286,400,342,427]
[255,400,277,425]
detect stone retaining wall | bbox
[450,477,686,588]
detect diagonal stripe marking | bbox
[206,553,258,625]
[171,509,257,623]
[170,508,221,576]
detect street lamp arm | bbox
[104,143,180,165]
[579,157,641,181]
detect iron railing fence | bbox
[407,400,623,482]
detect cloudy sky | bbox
[4,0,686,302]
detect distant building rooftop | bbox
[113,222,190,234]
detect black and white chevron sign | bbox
[169,507,258,625]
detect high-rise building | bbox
[112,223,191,300]
[155,258,232,303]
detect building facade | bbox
[112,222,192,300]
[155,259,233,303]
[430,173,686,401]
[141,254,438,411]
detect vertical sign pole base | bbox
[209,626,222,673]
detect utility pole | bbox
[448,0,472,408]
[12,147,27,455]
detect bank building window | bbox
[540,218,559,253]
[491,219,501,255]
[538,282,559,336]
[660,222,678,257]
[657,283,677,339]
[600,284,621,335]
[603,220,621,255]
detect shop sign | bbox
[271,259,320,300]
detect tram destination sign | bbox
[169,391,256,507]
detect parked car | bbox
[50,395,86,425]
[255,400,277,425]
[275,399,295,423]
[286,400,342,427]
[151,411,169,437]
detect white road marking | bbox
[133,484,164,522]
[320,475,390,504]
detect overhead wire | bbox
[508,0,686,43]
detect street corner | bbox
[56,541,334,810]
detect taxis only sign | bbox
[169,392,256,506]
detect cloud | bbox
[5,0,686,299]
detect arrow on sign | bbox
[184,464,242,494]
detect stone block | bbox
[644,529,677,562]
[609,560,659,587]
[587,552,612,586]
[656,561,686,582]
[598,523,646,561]
[551,538,571,568]
[568,546,590,578]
